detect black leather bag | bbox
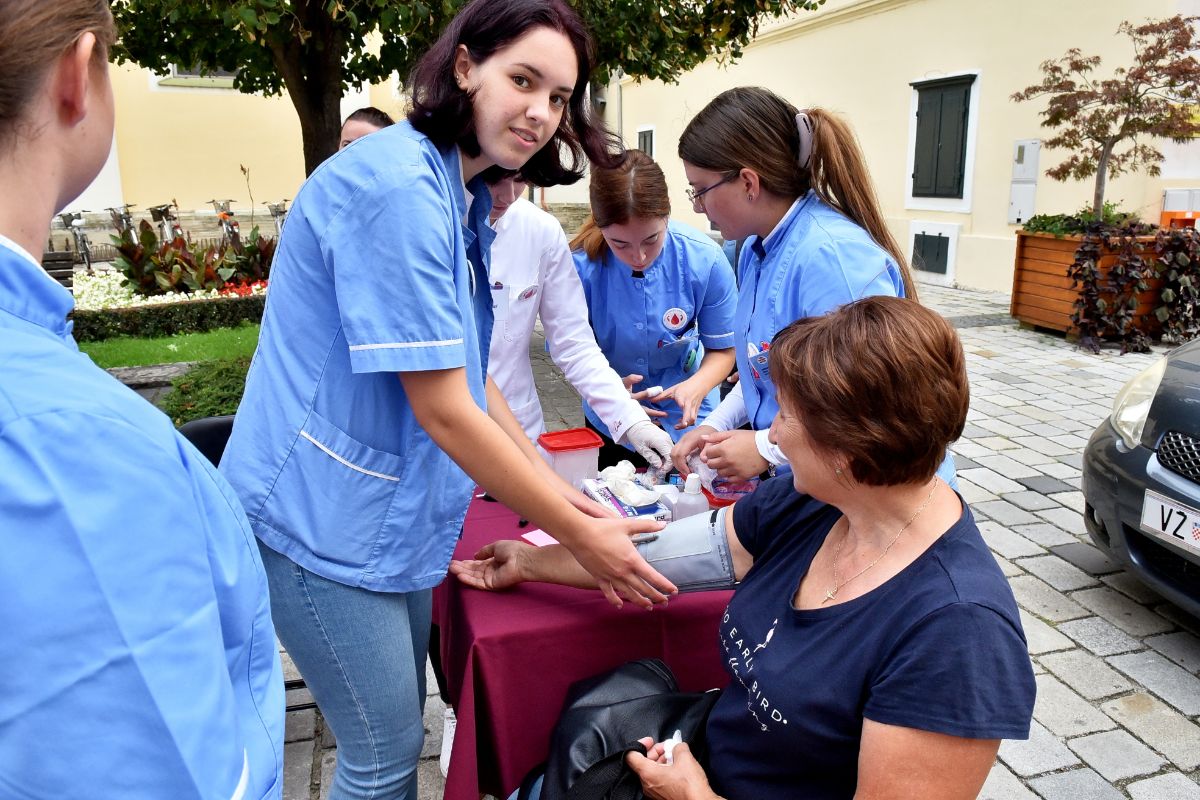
[528,659,721,800]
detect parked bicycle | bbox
[208,199,242,251]
[147,201,185,244]
[106,203,136,237]
[57,211,93,273]
[264,199,289,237]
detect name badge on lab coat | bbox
[491,281,509,322]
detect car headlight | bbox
[1110,356,1168,449]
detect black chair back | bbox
[178,415,235,467]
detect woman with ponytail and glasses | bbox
[670,88,955,487]
[569,150,737,468]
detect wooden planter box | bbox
[1010,231,1161,333]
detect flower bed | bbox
[73,270,267,311]
[71,270,268,342]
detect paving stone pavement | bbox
[282,283,1200,799]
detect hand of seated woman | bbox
[671,425,715,475]
[700,430,767,480]
[626,737,721,800]
[449,541,529,591]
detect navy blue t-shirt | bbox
[705,476,1035,800]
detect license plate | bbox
[1140,490,1200,555]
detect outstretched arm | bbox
[401,367,675,608]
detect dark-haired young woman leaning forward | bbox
[220,2,676,797]
[455,297,1035,800]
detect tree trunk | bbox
[268,8,346,176]
[1093,139,1115,218]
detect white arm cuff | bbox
[698,382,747,433]
[755,428,788,466]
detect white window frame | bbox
[636,125,655,158]
[908,220,960,288]
[153,64,237,91]
[904,70,981,214]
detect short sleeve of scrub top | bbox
[320,147,468,375]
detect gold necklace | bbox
[822,481,938,604]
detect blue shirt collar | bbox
[0,232,75,342]
[750,192,811,261]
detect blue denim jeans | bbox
[259,542,430,800]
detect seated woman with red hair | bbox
[453,296,1035,800]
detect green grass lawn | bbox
[80,323,260,368]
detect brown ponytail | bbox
[679,88,918,301]
[569,150,670,260]
[569,216,608,261]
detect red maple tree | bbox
[1013,15,1200,217]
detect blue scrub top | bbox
[0,240,284,798]
[220,121,495,592]
[735,191,957,487]
[736,191,905,430]
[574,221,736,442]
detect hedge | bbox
[71,294,266,342]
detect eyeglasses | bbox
[685,174,736,209]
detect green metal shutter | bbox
[911,75,975,199]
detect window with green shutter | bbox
[637,129,654,157]
[911,76,975,199]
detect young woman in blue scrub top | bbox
[669,87,955,487]
[569,150,737,468]
[0,2,283,797]
[219,2,677,797]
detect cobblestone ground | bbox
[283,283,1200,800]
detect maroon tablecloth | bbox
[434,496,733,800]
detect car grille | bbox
[1157,430,1200,484]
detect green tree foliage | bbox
[111,0,823,175]
[1012,15,1200,217]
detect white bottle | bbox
[670,473,710,521]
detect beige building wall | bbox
[612,0,1200,292]
[109,64,307,222]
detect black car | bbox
[1083,339,1200,620]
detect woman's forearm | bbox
[688,348,735,395]
[522,543,602,588]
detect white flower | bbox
[71,269,267,311]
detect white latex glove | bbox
[623,420,673,472]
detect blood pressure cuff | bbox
[635,507,736,593]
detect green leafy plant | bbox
[112,0,826,174]
[1022,202,1144,237]
[234,225,275,284]
[113,219,273,297]
[1152,227,1200,343]
[112,219,161,295]
[161,356,251,426]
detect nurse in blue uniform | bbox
[569,150,736,466]
[671,87,955,486]
[219,3,675,798]
[0,2,284,797]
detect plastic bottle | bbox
[670,473,710,521]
